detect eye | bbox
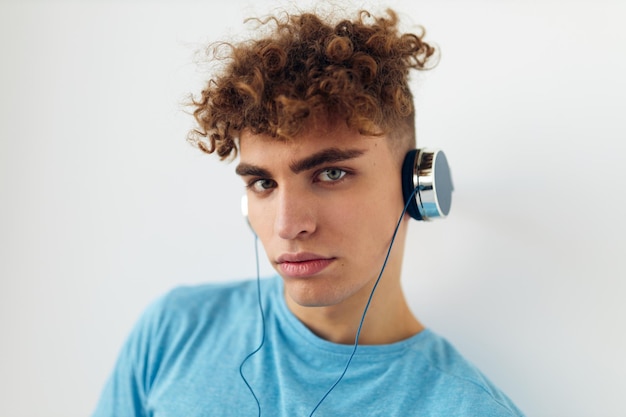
[318,168,347,182]
[249,178,276,192]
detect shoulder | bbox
[159,279,259,311]
[143,277,272,325]
[125,277,273,345]
[124,277,275,369]
[407,329,525,416]
[413,329,486,382]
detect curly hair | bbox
[188,8,437,160]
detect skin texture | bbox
[237,119,423,345]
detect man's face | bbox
[237,121,408,309]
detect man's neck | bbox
[285,276,424,345]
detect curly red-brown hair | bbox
[188,8,436,160]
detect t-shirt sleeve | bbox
[91,294,168,417]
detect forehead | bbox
[239,121,390,163]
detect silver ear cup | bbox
[407,149,453,220]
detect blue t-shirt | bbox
[92,276,524,416]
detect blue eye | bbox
[318,168,346,182]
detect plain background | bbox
[1,0,625,416]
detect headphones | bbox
[401,148,453,221]
[241,147,453,224]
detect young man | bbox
[93,7,524,416]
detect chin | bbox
[282,277,357,308]
[285,285,336,307]
[283,278,334,307]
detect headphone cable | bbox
[239,235,266,417]
[307,186,418,416]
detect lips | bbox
[276,252,335,278]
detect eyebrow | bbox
[235,147,366,177]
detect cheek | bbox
[325,194,399,242]
[246,203,271,237]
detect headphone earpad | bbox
[401,148,453,221]
[402,149,422,220]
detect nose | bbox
[274,187,316,240]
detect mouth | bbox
[276,252,335,278]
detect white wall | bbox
[1,1,624,416]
